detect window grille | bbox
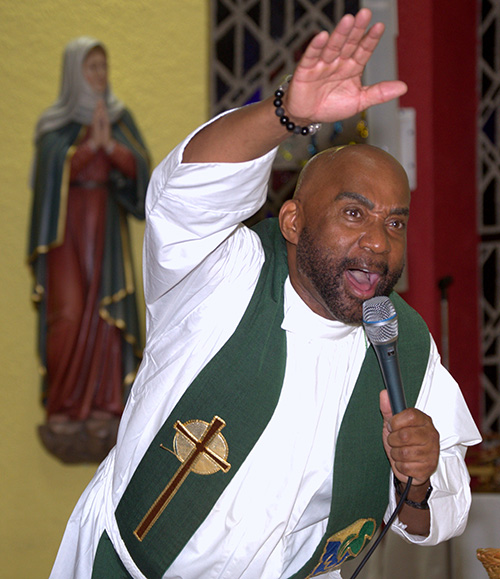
[210,0,361,223]
[479,0,500,433]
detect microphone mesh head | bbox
[362,296,398,344]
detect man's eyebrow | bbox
[335,191,374,209]
[335,191,409,216]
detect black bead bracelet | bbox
[273,77,322,136]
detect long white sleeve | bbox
[386,337,481,544]
[143,115,277,304]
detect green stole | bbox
[92,219,430,579]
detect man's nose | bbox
[358,221,390,254]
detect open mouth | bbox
[345,268,382,298]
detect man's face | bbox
[296,225,404,324]
[290,147,410,324]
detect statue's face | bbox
[82,47,108,95]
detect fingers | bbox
[297,30,331,71]
[346,21,385,66]
[99,99,109,121]
[299,8,380,70]
[320,14,357,63]
[324,9,377,63]
[90,100,111,149]
[386,409,440,484]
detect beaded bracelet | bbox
[394,475,433,510]
[273,75,322,136]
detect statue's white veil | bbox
[34,36,124,142]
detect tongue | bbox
[349,269,372,291]
[347,269,378,292]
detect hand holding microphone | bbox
[350,296,439,576]
[362,296,439,486]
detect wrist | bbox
[273,76,321,136]
[394,475,432,510]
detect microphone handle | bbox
[372,341,407,414]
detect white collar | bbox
[281,277,360,342]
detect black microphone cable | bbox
[349,476,412,579]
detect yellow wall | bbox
[0,1,208,576]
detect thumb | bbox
[363,80,408,110]
[379,389,393,426]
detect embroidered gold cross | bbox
[134,415,231,541]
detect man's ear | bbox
[279,199,301,246]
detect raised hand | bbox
[183,8,407,163]
[285,8,408,124]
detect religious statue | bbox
[27,37,151,463]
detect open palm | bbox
[286,8,408,124]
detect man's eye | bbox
[388,218,407,230]
[344,208,361,218]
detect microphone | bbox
[351,297,413,579]
[362,296,407,414]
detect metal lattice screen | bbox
[479,0,500,433]
[210,0,362,223]
[210,0,360,116]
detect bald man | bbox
[279,145,410,323]
[50,10,480,579]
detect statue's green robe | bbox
[27,109,150,407]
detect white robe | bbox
[50,118,481,579]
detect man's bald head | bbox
[293,144,410,204]
[279,144,411,322]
